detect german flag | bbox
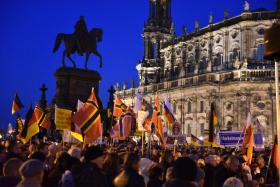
[152,96,165,147]
[34,105,51,130]
[21,105,39,143]
[113,96,127,118]
[73,89,102,143]
[12,93,24,115]
[242,112,253,155]
[209,103,218,143]
[163,97,175,129]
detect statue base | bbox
[52,67,103,111]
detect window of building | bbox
[200,101,204,113]
[257,44,264,62]
[187,101,192,113]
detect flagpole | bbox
[235,126,245,152]
[274,60,280,181]
[142,131,144,156]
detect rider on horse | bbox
[74,16,89,56]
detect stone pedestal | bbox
[53,67,103,111]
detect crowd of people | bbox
[0,139,278,187]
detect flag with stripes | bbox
[209,103,218,143]
[34,105,51,130]
[73,89,102,143]
[163,97,175,129]
[121,106,134,138]
[12,93,24,115]
[113,96,127,118]
[152,95,165,147]
[20,105,39,143]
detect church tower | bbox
[137,0,174,85]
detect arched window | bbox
[257,44,264,62]
[187,101,192,113]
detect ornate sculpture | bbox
[53,16,103,69]
[209,13,213,24]
[195,20,199,30]
[224,9,229,19]
[244,1,250,12]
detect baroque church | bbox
[116,0,280,144]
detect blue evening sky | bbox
[0,0,276,129]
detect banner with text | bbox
[219,131,244,147]
[55,107,72,131]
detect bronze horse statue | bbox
[53,28,103,69]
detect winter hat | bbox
[84,145,103,162]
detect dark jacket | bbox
[164,179,198,187]
[147,178,163,187]
[0,176,20,187]
[72,162,108,187]
[16,179,42,187]
[213,164,238,187]
[203,164,217,187]
[114,168,145,187]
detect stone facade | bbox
[117,0,280,144]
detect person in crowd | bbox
[222,177,244,187]
[214,155,240,187]
[165,167,173,182]
[204,155,219,187]
[37,143,49,155]
[102,152,120,187]
[241,164,252,187]
[16,159,44,187]
[196,166,205,187]
[147,165,164,187]
[46,143,58,171]
[72,145,108,187]
[158,150,173,182]
[114,152,145,187]
[165,157,198,187]
[67,146,81,160]
[6,140,21,159]
[47,151,78,187]
[138,158,155,185]
[27,143,36,159]
[0,158,22,187]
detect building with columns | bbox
[116,0,280,144]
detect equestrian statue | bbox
[53,16,103,69]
